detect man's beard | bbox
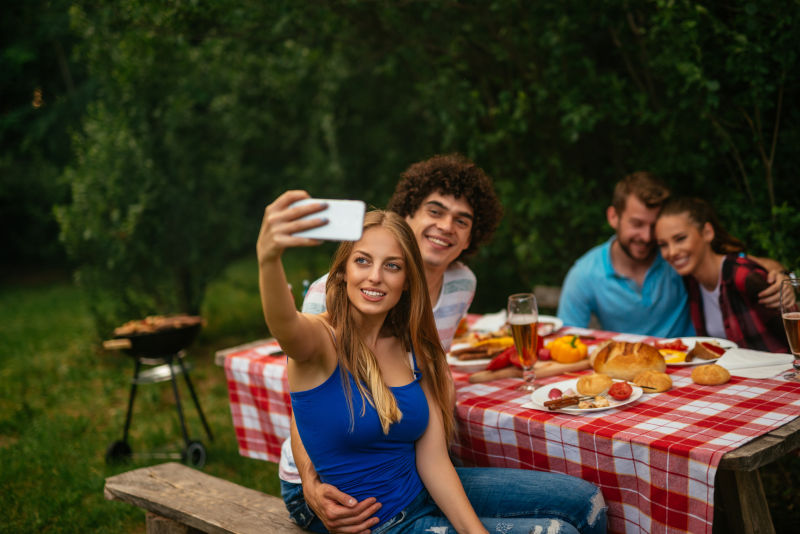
[617,237,656,263]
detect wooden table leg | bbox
[714,468,775,534]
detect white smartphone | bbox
[291,198,366,241]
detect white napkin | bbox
[255,344,284,356]
[470,310,507,332]
[716,348,794,379]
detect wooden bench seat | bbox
[104,462,304,534]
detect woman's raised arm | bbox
[257,190,330,361]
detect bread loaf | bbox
[592,341,666,381]
[691,364,731,385]
[633,370,672,392]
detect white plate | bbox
[470,312,563,335]
[447,343,493,372]
[529,378,643,414]
[469,310,507,332]
[447,317,563,372]
[657,337,738,366]
[537,315,564,336]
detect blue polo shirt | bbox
[557,237,694,338]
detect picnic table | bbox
[215,324,800,534]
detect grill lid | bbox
[109,315,205,357]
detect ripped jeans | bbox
[281,467,607,534]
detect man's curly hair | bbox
[386,153,502,260]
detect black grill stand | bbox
[106,350,213,468]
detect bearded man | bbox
[557,171,786,337]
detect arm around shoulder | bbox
[748,255,785,274]
[746,254,791,309]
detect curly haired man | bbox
[286,154,507,532]
[302,153,502,350]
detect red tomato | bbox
[608,382,633,401]
[655,340,688,351]
[538,347,551,361]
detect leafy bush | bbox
[53,0,798,329]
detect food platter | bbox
[469,312,563,335]
[447,316,564,372]
[529,378,643,414]
[657,337,738,366]
[446,343,493,372]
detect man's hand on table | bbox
[303,476,382,534]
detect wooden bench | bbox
[104,462,304,534]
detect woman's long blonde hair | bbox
[325,210,454,440]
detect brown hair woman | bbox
[655,197,788,352]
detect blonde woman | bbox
[258,190,606,533]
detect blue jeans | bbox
[280,477,328,533]
[281,467,607,533]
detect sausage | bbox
[543,396,583,410]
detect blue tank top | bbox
[290,351,428,526]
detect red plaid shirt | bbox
[684,254,789,352]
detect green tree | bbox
[52,0,799,331]
[0,0,88,269]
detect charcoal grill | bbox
[104,319,213,467]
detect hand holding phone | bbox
[290,199,366,241]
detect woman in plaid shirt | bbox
[654,197,789,353]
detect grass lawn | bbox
[1,254,798,532]
[0,251,329,533]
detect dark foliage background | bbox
[2,0,798,331]
[2,3,799,532]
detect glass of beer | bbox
[507,293,539,391]
[780,278,800,382]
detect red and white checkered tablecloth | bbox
[221,327,800,534]
[224,339,291,462]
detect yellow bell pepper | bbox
[548,335,588,364]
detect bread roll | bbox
[592,341,666,381]
[633,370,672,393]
[691,364,731,385]
[576,373,613,395]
